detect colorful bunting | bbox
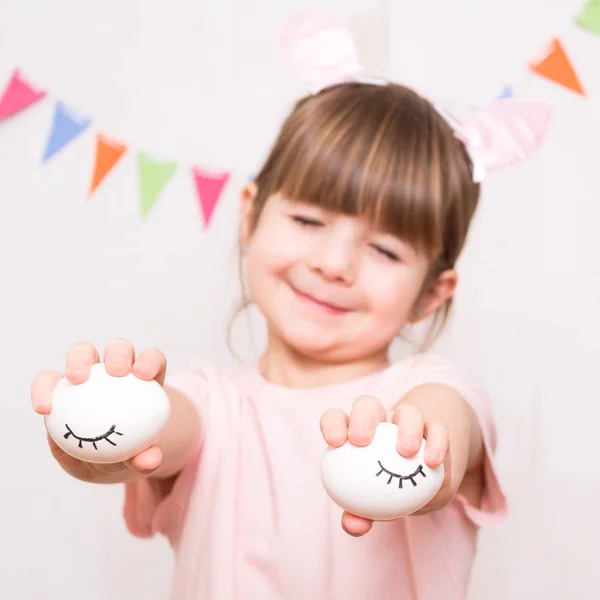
[0,69,46,121]
[576,0,600,36]
[192,167,231,228]
[137,152,178,218]
[529,38,586,96]
[89,133,128,196]
[42,102,91,162]
[1,3,597,233]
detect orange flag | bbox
[89,132,128,196]
[529,37,585,96]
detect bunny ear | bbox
[280,12,363,94]
[456,99,552,178]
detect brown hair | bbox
[231,81,480,350]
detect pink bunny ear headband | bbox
[281,11,552,183]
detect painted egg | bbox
[45,362,170,464]
[321,421,444,521]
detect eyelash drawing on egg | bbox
[63,423,124,449]
[375,460,427,489]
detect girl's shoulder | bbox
[378,352,486,399]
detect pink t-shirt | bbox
[123,353,507,600]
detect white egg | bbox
[44,363,170,464]
[321,421,444,521]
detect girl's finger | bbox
[31,370,64,414]
[320,408,349,447]
[103,338,135,377]
[348,395,386,446]
[132,348,168,386]
[423,421,449,468]
[128,446,163,474]
[65,341,100,384]
[341,511,373,537]
[392,403,425,458]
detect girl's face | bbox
[241,189,456,364]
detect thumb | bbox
[127,446,163,474]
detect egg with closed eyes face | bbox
[44,363,170,464]
[321,422,444,521]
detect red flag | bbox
[192,166,230,228]
[0,69,47,121]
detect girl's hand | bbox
[319,395,452,536]
[31,339,167,482]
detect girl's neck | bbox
[259,334,390,389]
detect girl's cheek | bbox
[363,270,415,312]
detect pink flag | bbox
[0,69,47,121]
[192,166,230,228]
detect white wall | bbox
[1,0,598,598]
[391,1,600,597]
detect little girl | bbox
[31,16,550,600]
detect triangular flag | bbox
[529,38,585,96]
[89,133,128,196]
[496,84,514,99]
[137,152,178,218]
[192,167,230,228]
[0,69,47,121]
[42,102,91,162]
[576,0,600,36]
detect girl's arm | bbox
[142,385,201,480]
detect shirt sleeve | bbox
[122,358,211,539]
[394,353,508,528]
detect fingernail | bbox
[33,397,48,414]
[402,439,418,450]
[348,427,367,439]
[67,365,84,379]
[341,523,360,538]
[139,464,158,474]
[109,357,129,373]
[427,450,440,461]
[135,361,150,374]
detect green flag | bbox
[576,0,600,35]
[137,152,178,218]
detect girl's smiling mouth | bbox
[290,285,351,315]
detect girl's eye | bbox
[375,461,426,489]
[64,423,124,450]
[371,244,399,261]
[292,215,324,227]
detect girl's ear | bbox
[409,269,458,323]
[239,182,258,249]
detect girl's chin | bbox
[276,326,362,361]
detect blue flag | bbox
[496,84,514,99]
[42,102,91,162]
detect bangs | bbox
[255,83,460,260]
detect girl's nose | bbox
[308,229,358,285]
